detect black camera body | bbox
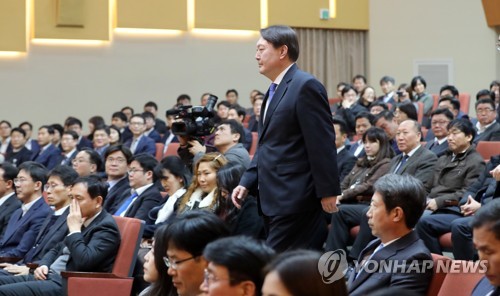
[170,94,218,139]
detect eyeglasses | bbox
[163,256,197,270]
[106,157,127,164]
[127,169,144,175]
[44,183,64,191]
[13,178,32,185]
[72,158,89,164]
[431,120,450,126]
[203,269,232,285]
[129,121,144,126]
[476,108,494,114]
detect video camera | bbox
[169,94,218,140]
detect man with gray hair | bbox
[347,174,432,296]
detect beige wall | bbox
[369,0,499,112]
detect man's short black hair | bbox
[226,89,238,97]
[448,118,476,144]
[177,94,191,103]
[229,106,246,119]
[131,153,159,182]
[142,111,155,120]
[39,125,55,135]
[374,110,395,123]
[217,101,231,109]
[260,25,299,62]
[379,76,395,85]
[49,165,79,186]
[431,108,454,121]
[112,111,127,122]
[18,161,49,187]
[218,120,244,143]
[0,163,19,182]
[80,148,104,172]
[65,117,83,128]
[18,121,33,131]
[475,98,495,110]
[74,175,108,202]
[439,85,459,98]
[11,127,26,138]
[355,112,375,125]
[439,97,461,111]
[144,101,158,110]
[352,74,367,84]
[0,120,12,128]
[332,117,348,136]
[104,144,133,164]
[63,130,79,140]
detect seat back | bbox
[165,142,180,156]
[427,253,452,296]
[155,143,164,161]
[458,93,470,114]
[437,260,484,296]
[249,132,258,157]
[112,216,144,277]
[417,101,425,124]
[476,141,500,162]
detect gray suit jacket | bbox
[389,146,437,194]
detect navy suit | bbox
[124,136,156,156]
[337,147,357,183]
[25,139,40,155]
[103,178,131,214]
[347,231,432,296]
[123,184,163,225]
[239,64,341,251]
[474,121,500,144]
[0,194,21,239]
[471,277,497,296]
[0,211,120,296]
[425,139,449,158]
[31,144,61,170]
[76,136,93,150]
[349,141,366,158]
[0,198,51,258]
[145,129,162,143]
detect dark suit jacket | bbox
[0,197,51,258]
[247,115,259,133]
[337,148,357,183]
[347,231,433,296]
[240,64,341,216]
[425,139,449,158]
[38,211,120,273]
[58,149,78,166]
[121,127,133,143]
[77,136,93,150]
[5,147,33,168]
[349,141,366,158]
[124,135,156,156]
[474,121,500,144]
[23,208,69,263]
[26,139,40,155]
[0,194,21,239]
[243,128,253,152]
[471,276,496,296]
[124,184,163,225]
[31,144,61,170]
[155,118,168,135]
[146,129,162,143]
[389,146,437,194]
[160,131,179,146]
[103,178,131,214]
[335,103,369,136]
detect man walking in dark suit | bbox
[347,174,432,295]
[0,176,121,295]
[232,25,341,252]
[0,163,21,238]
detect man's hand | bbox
[34,265,49,280]
[321,196,338,213]
[231,186,249,209]
[0,263,12,268]
[426,199,438,211]
[188,140,206,155]
[461,195,481,216]
[4,265,29,276]
[67,198,85,233]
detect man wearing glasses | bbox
[473,98,500,144]
[0,162,51,258]
[123,114,156,157]
[102,145,132,214]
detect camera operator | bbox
[178,120,251,170]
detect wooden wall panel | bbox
[195,0,260,30]
[117,0,187,30]
[0,0,27,51]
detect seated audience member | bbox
[0,121,11,156]
[142,112,162,143]
[124,114,156,157]
[140,225,174,296]
[144,156,191,239]
[215,101,231,123]
[352,74,367,93]
[394,102,418,125]
[0,176,121,295]
[18,122,40,155]
[165,211,230,296]
[470,199,500,295]
[72,148,103,177]
[358,86,377,109]
[369,101,389,115]
[334,85,368,136]
[92,125,111,158]
[410,75,434,125]
[394,83,412,104]
[176,94,192,107]
[215,164,263,237]
[245,90,263,117]
[114,154,163,225]
[161,109,179,155]
[201,236,275,296]
[325,127,394,256]
[491,79,500,103]
[109,125,122,145]
[247,95,263,133]
[225,89,242,110]
[177,153,227,214]
[31,125,61,170]
[87,116,105,142]
[111,111,132,143]
[121,106,134,122]
[187,120,250,170]
[473,98,500,144]
[0,165,77,275]
[332,118,356,183]
[227,106,253,152]
[144,101,168,136]
[349,112,374,158]
[374,110,401,154]
[0,162,51,258]
[102,145,132,214]
[262,250,347,296]
[5,128,32,167]
[378,76,396,105]
[0,163,21,237]
[50,124,63,149]
[64,117,92,150]
[347,174,432,296]
[425,108,453,157]
[59,131,79,166]
[476,89,494,101]
[438,95,468,120]
[424,119,485,213]
[417,155,500,260]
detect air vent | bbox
[413,59,453,94]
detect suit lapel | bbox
[399,147,423,174]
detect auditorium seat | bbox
[155,143,164,161]
[249,132,258,157]
[427,253,452,296]
[476,141,500,162]
[435,260,484,296]
[164,142,180,156]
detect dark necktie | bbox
[396,155,409,173]
[268,83,278,104]
[491,287,500,296]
